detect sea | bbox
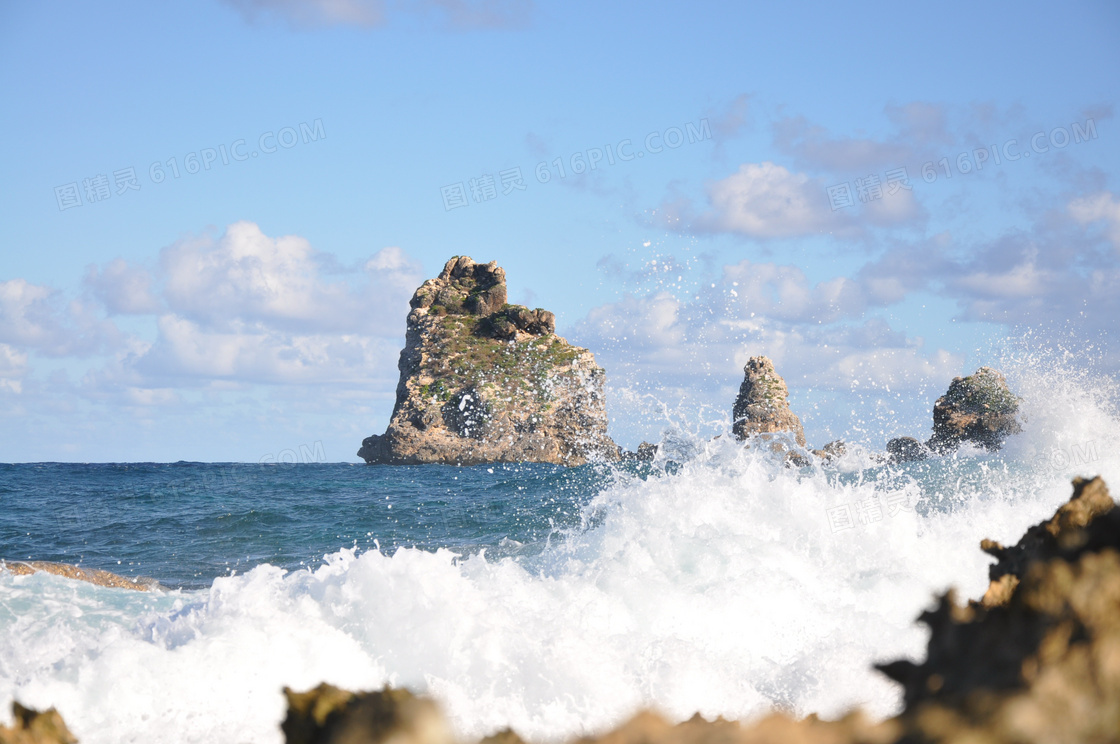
[2,365,1118,744]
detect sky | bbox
[1,0,1117,462]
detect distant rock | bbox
[620,442,658,461]
[927,366,1021,453]
[886,436,928,463]
[811,439,846,463]
[359,257,618,466]
[731,356,806,447]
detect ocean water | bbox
[2,366,1118,744]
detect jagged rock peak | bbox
[928,366,1021,453]
[732,356,806,447]
[410,256,508,317]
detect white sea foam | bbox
[1,368,1118,744]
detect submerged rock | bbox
[886,436,928,463]
[359,256,618,465]
[0,560,156,591]
[927,366,1022,453]
[811,439,847,463]
[0,702,77,744]
[731,356,806,448]
[619,442,658,461]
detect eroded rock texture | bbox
[731,356,807,448]
[358,257,618,465]
[927,367,1022,453]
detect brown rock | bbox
[360,257,618,465]
[731,357,806,448]
[928,367,1022,453]
[811,440,847,463]
[0,702,77,744]
[886,437,927,463]
[281,683,453,744]
[0,560,156,591]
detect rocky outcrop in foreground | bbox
[731,356,806,447]
[0,702,76,744]
[359,257,618,465]
[276,476,1120,744]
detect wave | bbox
[2,365,1118,744]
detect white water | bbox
[2,370,1118,744]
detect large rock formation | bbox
[358,257,618,465]
[927,367,1022,453]
[731,356,807,447]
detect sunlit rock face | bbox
[359,256,618,466]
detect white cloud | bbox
[1069,191,1120,251]
[85,258,162,315]
[0,279,121,356]
[698,162,850,238]
[222,0,532,28]
[132,314,400,385]
[0,343,27,393]
[5,222,423,406]
[575,258,958,395]
[158,221,421,335]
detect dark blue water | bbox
[0,462,617,590]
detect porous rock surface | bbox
[359,257,618,465]
[731,356,807,448]
[927,367,1022,453]
[0,560,155,591]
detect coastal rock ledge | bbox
[359,256,618,466]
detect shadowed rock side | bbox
[0,560,156,591]
[359,256,618,465]
[927,366,1022,453]
[731,356,807,448]
[281,684,452,744]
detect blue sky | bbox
[1,0,1117,462]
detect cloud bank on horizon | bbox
[1,0,1117,461]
